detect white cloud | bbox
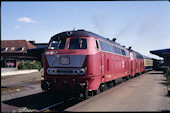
[17,17,38,23]
[14,26,21,29]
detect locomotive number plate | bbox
[60,57,70,65]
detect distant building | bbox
[27,41,48,64]
[150,48,170,75]
[28,40,48,48]
[1,40,37,68]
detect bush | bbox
[22,64,27,70]
[168,68,170,75]
[36,61,42,71]
[18,61,42,71]
[24,61,31,69]
[18,62,24,69]
[32,62,39,70]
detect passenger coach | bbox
[143,55,153,72]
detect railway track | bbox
[37,76,134,112]
[36,97,75,112]
[12,75,137,113]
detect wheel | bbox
[122,77,127,82]
[128,75,131,80]
[83,90,89,100]
[101,83,107,92]
[94,85,102,95]
[108,82,114,88]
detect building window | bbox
[16,47,25,51]
[11,47,15,50]
[1,47,8,51]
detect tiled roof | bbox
[1,40,37,53]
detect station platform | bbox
[65,71,170,112]
[1,68,38,76]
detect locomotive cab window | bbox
[68,38,87,49]
[48,38,66,49]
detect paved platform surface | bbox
[1,68,19,72]
[1,68,39,76]
[65,71,170,112]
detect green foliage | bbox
[18,62,24,69]
[18,61,42,71]
[168,68,170,75]
[24,61,31,69]
[36,61,42,71]
[32,62,39,70]
[167,68,170,85]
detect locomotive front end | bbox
[41,30,93,98]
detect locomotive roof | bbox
[128,49,144,59]
[52,29,127,50]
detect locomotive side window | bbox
[125,50,130,57]
[99,40,129,57]
[121,49,126,56]
[95,40,99,50]
[68,38,87,49]
[115,47,120,54]
[117,48,122,55]
[133,52,143,60]
[99,40,106,51]
[48,38,66,49]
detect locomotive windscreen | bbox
[68,38,87,49]
[48,38,66,49]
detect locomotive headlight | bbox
[74,69,79,74]
[52,69,55,73]
[80,69,85,74]
[47,69,51,73]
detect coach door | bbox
[101,52,106,75]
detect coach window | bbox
[95,40,99,50]
[48,38,66,49]
[68,38,87,49]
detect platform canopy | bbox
[150,49,170,58]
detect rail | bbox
[36,97,75,112]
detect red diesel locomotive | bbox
[41,29,144,99]
[129,48,145,77]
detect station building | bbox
[150,48,170,75]
[27,41,48,64]
[1,40,38,68]
[1,40,48,68]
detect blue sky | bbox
[1,1,170,59]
